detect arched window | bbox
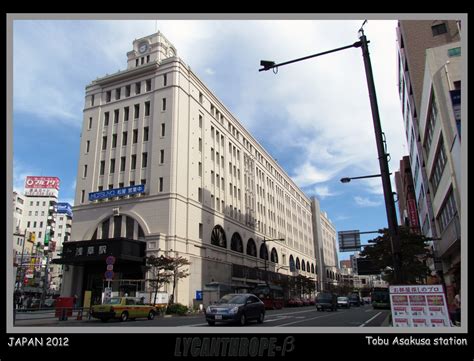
[259,243,268,260]
[301,259,306,271]
[230,232,243,253]
[270,248,278,264]
[211,225,227,248]
[307,262,310,272]
[295,257,300,270]
[311,264,315,274]
[289,255,295,272]
[92,215,144,241]
[246,238,257,257]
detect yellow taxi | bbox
[90,297,157,322]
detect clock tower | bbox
[126,31,177,70]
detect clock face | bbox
[138,42,148,54]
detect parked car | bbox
[337,296,351,309]
[302,298,311,306]
[205,293,265,326]
[349,294,361,307]
[315,292,337,311]
[287,297,304,307]
[90,297,157,322]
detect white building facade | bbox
[60,32,317,307]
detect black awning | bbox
[51,237,145,266]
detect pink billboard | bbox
[24,176,60,197]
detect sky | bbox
[11,17,409,262]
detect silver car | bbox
[205,293,265,326]
[337,296,350,309]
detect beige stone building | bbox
[59,32,317,307]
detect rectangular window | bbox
[102,136,107,150]
[199,138,202,152]
[131,155,137,170]
[110,159,115,174]
[133,129,138,143]
[146,79,151,92]
[91,94,95,106]
[143,126,149,141]
[162,98,167,111]
[211,170,215,184]
[119,182,124,188]
[160,150,165,164]
[88,117,92,129]
[198,162,202,177]
[115,88,121,100]
[106,91,111,103]
[163,74,167,86]
[199,114,203,128]
[198,187,202,203]
[199,223,203,239]
[112,134,117,148]
[86,140,90,153]
[100,161,105,175]
[130,180,135,186]
[120,157,126,172]
[81,190,85,203]
[135,82,141,95]
[83,165,88,178]
[145,101,150,116]
[432,23,448,36]
[159,177,164,192]
[122,131,127,146]
[108,184,113,190]
[124,107,129,121]
[216,197,220,211]
[134,104,140,119]
[104,112,109,126]
[430,137,447,194]
[125,85,131,97]
[437,190,457,233]
[199,92,203,104]
[161,123,165,137]
[114,109,119,123]
[141,178,146,186]
[142,152,148,168]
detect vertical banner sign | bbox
[389,285,451,327]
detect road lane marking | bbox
[274,311,348,327]
[359,311,382,327]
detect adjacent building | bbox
[59,32,318,307]
[396,20,462,298]
[394,155,420,233]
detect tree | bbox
[169,256,191,305]
[359,226,432,284]
[145,255,173,306]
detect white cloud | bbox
[354,196,382,207]
[13,160,39,194]
[311,185,339,199]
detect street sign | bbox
[106,256,116,265]
[104,270,114,280]
[106,264,114,271]
[338,230,361,252]
[196,290,203,300]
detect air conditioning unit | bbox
[113,207,120,216]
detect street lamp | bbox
[259,22,403,284]
[340,173,384,183]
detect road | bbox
[14,304,390,327]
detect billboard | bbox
[389,285,451,327]
[57,202,73,217]
[24,176,60,197]
[356,257,380,275]
[338,230,361,252]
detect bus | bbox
[252,284,285,310]
[371,287,390,309]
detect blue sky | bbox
[12,17,408,261]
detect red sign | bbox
[25,176,60,189]
[106,256,116,265]
[407,198,419,227]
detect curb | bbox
[381,312,392,327]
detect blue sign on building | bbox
[195,291,203,300]
[89,184,145,201]
[57,202,73,217]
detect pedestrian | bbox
[453,288,461,325]
[73,294,78,309]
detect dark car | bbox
[315,292,337,311]
[287,297,303,307]
[349,294,361,307]
[205,293,265,326]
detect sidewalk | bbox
[381,312,392,327]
